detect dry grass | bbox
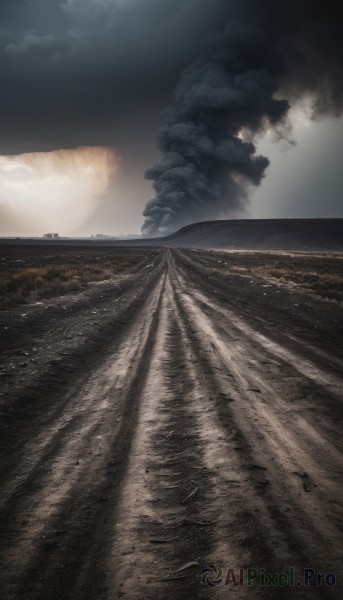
[201,250,343,303]
[0,263,113,307]
[0,249,155,308]
[229,259,343,302]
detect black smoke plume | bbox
[142,0,343,235]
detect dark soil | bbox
[0,246,342,600]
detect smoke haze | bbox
[0,1,342,235]
[0,147,118,236]
[142,0,343,235]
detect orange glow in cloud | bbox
[0,146,119,236]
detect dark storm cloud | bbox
[142,0,343,235]
[0,0,227,153]
[0,1,342,234]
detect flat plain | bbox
[0,243,342,599]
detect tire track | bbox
[1,248,342,600]
[0,266,167,600]
[168,251,343,598]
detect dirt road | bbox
[0,249,342,599]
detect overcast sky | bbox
[0,0,342,237]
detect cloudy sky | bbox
[0,0,342,237]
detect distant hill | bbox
[1,219,343,251]
[163,219,343,251]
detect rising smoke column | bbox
[142,0,343,236]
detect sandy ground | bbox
[0,248,342,600]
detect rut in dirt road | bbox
[0,248,342,600]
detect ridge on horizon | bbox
[1,217,342,251]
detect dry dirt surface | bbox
[0,247,343,600]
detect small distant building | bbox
[43,233,59,239]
